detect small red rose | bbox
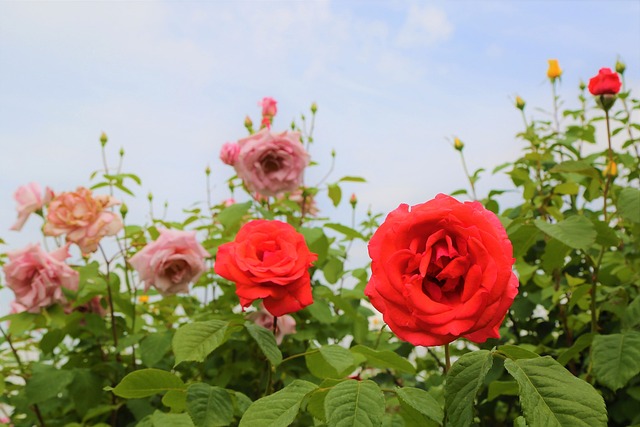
[588,67,621,95]
[365,194,519,346]
[214,219,317,317]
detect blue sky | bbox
[0,0,639,309]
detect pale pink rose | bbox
[3,244,79,313]
[247,305,297,345]
[222,198,236,207]
[129,228,209,295]
[234,129,309,197]
[10,182,54,231]
[220,142,240,166]
[43,187,123,254]
[259,97,278,118]
[9,301,27,314]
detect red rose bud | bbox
[365,194,518,346]
[454,137,464,151]
[588,68,621,95]
[350,193,358,208]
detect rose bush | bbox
[365,194,519,346]
[232,129,309,197]
[43,186,123,254]
[214,219,317,316]
[129,228,209,295]
[2,243,78,313]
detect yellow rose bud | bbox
[604,160,617,178]
[515,96,526,110]
[547,59,562,80]
[454,137,464,151]
[138,295,149,303]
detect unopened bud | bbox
[291,121,296,130]
[120,202,128,218]
[311,102,318,114]
[615,59,626,75]
[454,137,464,151]
[604,160,617,178]
[100,132,108,147]
[515,96,526,110]
[119,147,125,157]
[349,193,357,208]
[579,80,586,91]
[331,149,336,157]
[244,115,254,134]
[595,94,617,112]
[205,165,211,176]
[147,192,153,202]
[547,59,562,80]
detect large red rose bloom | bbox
[214,220,317,317]
[588,68,622,95]
[365,194,519,346]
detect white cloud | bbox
[395,3,453,48]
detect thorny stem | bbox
[0,325,46,427]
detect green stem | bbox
[444,343,451,374]
[459,151,477,200]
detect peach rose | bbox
[10,182,53,231]
[129,228,209,295]
[3,243,79,313]
[233,129,309,197]
[43,187,123,254]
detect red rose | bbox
[588,68,621,95]
[214,220,317,317]
[365,194,519,346]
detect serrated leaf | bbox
[163,389,187,413]
[111,368,185,398]
[69,369,104,417]
[623,296,640,330]
[396,387,443,424]
[618,187,640,224]
[504,357,607,427]
[324,379,384,427]
[245,322,283,366]
[487,381,519,401]
[351,345,416,373]
[187,383,234,427]
[239,379,317,427]
[592,331,640,391]
[173,320,229,366]
[140,331,173,368]
[534,216,596,250]
[150,411,195,427]
[25,364,74,404]
[444,350,493,427]
[306,345,356,379]
[497,345,539,360]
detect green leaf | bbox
[324,379,384,427]
[239,379,317,427]
[163,389,187,413]
[351,345,416,373]
[305,299,336,324]
[556,333,594,367]
[592,331,640,391]
[553,182,579,195]
[150,411,195,427]
[173,320,229,366]
[187,383,234,427]
[328,183,342,207]
[218,201,252,229]
[25,364,74,404]
[324,223,365,240]
[549,161,599,178]
[245,322,283,366]
[111,368,185,398]
[323,256,344,284]
[504,357,607,427]
[396,387,443,424]
[300,227,329,265]
[444,350,493,427]
[306,345,356,379]
[69,369,104,417]
[497,345,539,360]
[618,187,640,224]
[338,176,367,183]
[140,331,173,368]
[534,216,597,250]
[487,381,519,402]
[623,296,640,330]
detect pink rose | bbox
[3,244,79,313]
[10,182,54,231]
[129,228,209,295]
[233,129,309,197]
[43,187,123,254]
[247,305,297,345]
[259,97,278,118]
[223,198,236,207]
[220,142,240,166]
